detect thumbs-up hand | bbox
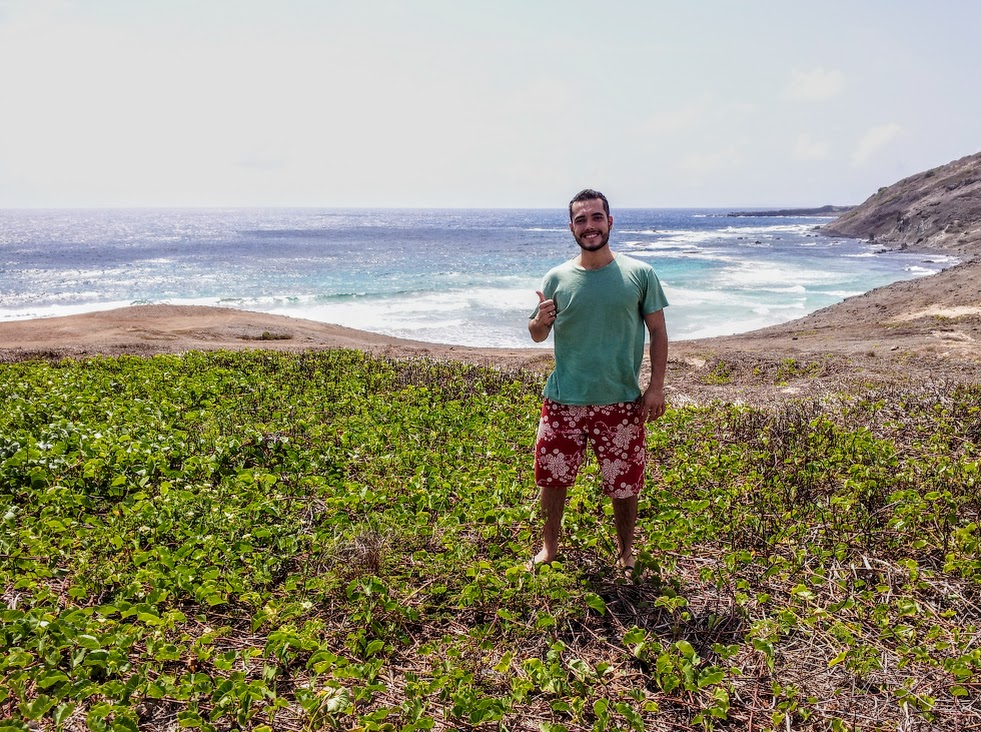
[535,291,557,325]
[530,290,557,342]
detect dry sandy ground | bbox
[2,257,979,405]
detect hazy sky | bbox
[2,0,979,208]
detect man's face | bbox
[569,198,612,252]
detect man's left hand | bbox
[640,386,666,422]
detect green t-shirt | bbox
[534,254,668,405]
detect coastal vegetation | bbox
[2,349,980,731]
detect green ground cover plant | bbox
[1,350,979,731]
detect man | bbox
[528,188,668,574]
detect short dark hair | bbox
[568,189,610,221]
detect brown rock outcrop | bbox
[821,151,981,257]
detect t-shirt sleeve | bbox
[642,268,669,314]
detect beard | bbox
[574,229,610,252]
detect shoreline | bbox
[1,255,979,403]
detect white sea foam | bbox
[0,299,140,322]
[720,223,815,236]
[629,247,734,263]
[760,284,808,294]
[622,239,692,251]
[723,262,837,287]
[254,284,547,348]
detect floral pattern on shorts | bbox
[534,399,646,499]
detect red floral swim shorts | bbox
[534,399,646,499]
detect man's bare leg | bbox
[532,486,568,565]
[612,494,639,570]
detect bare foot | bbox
[527,547,556,570]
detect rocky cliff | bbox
[821,151,981,257]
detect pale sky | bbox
[2,0,979,209]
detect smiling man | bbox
[528,188,669,575]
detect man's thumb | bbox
[536,290,546,303]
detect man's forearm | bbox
[528,319,551,343]
[648,328,668,390]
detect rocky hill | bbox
[821,151,981,257]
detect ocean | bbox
[0,208,955,349]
